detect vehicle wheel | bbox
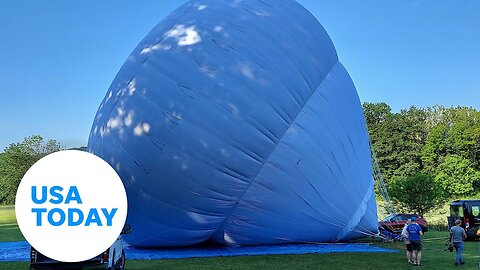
[115,250,126,270]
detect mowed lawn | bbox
[0,205,24,242]
[2,206,480,269]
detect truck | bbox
[30,224,131,270]
[447,200,480,239]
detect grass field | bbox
[0,205,24,242]
[2,206,480,269]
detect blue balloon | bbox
[88,0,378,247]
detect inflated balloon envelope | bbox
[88,0,379,247]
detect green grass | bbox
[2,206,480,269]
[0,205,24,242]
[3,230,480,269]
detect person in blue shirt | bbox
[406,216,423,266]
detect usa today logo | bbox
[15,150,128,262]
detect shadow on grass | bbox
[0,223,24,242]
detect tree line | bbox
[365,103,480,215]
[0,135,86,204]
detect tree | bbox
[364,103,480,202]
[421,123,447,173]
[0,135,61,204]
[364,103,428,182]
[434,155,480,197]
[68,146,87,151]
[389,173,444,216]
[391,107,428,177]
[422,107,480,173]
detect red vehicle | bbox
[379,214,429,234]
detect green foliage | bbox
[422,106,480,172]
[389,173,444,216]
[364,103,427,181]
[434,155,480,197]
[364,103,480,215]
[68,146,87,151]
[0,135,61,204]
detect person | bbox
[401,218,413,264]
[406,216,423,266]
[450,219,467,266]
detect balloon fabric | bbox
[88,0,378,247]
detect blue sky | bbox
[0,0,479,150]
